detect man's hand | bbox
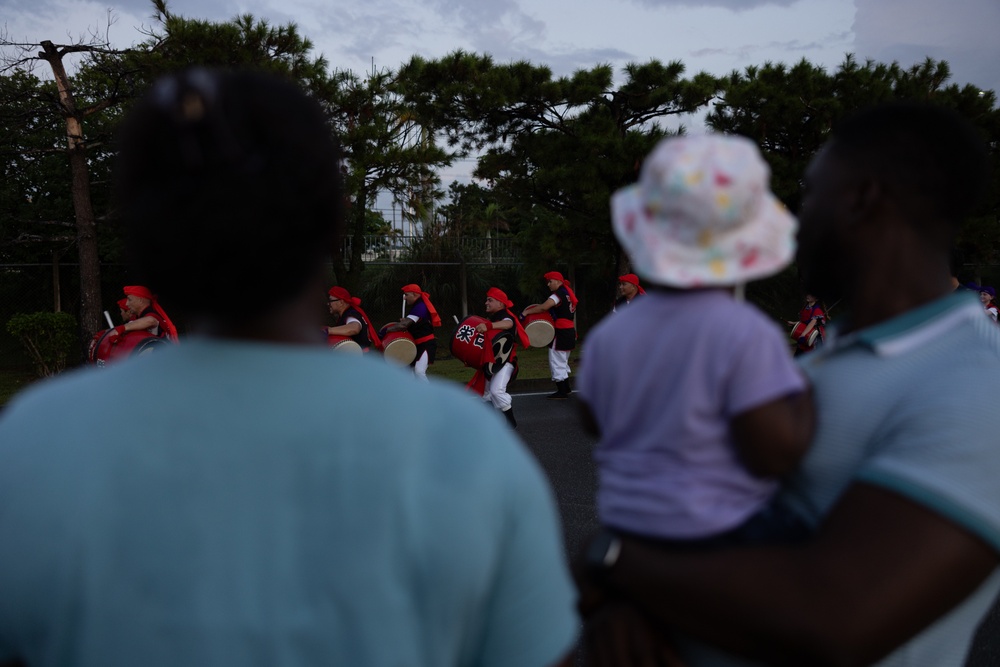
[108,325,127,339]
[574,530,684,666]
[602,483,999,666]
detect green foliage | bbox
[5,3,1000,333]
[708,55,999,214]
[397,52,723,284]
[435,182,510,237]
[708,54,1000,314]
[6,311,79,377]
[0,70,78,263]
[138,0,335,98]
[328,66,456,291]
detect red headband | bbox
[329,286,360,307]
[329,287,379,346]
[486,287,513,308]
[117,298,128,310]
[543,271,578,310]
[485,287,530,351]
[123,285,178,341]
[123,285,154,300]
[402,284,441,327]
[618,273,646,294]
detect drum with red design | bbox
[327,334,363,354]
[380,330,417,365]
[790,321,820,347]
[87,329,170,367]
[521,312,555,348]
[451,315,516,374]
[452,316,490,368]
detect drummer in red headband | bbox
[613,273,646,312]
[327,286,380,351]
[521,271,578,399]
[472,288,531,428]
[110,285,178,342]
[384,283,442,381]
[117,298,136,323]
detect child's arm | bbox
[730,384,815,478]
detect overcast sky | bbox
[4,0,997,93]
[3,0,997,205]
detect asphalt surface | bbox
[508,389,1000,667]
[510,388,600,559]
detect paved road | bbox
[509,390,1000,666]
[510,389,599,560]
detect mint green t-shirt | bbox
[0,339,577,667]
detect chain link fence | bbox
[347,235,520,266]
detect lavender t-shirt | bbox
[578,289,806,539]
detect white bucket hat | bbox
[611,134,797,288]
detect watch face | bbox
[586,529,617,570]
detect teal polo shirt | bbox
[783,290,1000,667]
[678,291,1000,666]
[786,290,1000,550]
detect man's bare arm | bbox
[476,319,513,333]
[522,298,557,316]
[124,314,159,333]
[602,482,998,667]
[327,321,362,337]
[385,318,414,333]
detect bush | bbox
[6,312,79,378]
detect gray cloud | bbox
[690,31,853,63]
[853,0,1000,93]
[489,46,637,76]
[630,0,797,9]
[427,0,547,55]
[260,0,427,70]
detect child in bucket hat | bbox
[578,133,815,546]
[611,133,796,288]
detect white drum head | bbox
[383,338,417,365]
[524,320,555,348]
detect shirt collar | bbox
[826,291,982,357]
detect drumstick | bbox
[104,311,114,328]
[402,296,406,319]
[453,315,460,324]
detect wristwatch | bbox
[584,528,623,578]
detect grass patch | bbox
[0,345,578,407]
[429,345,570,384]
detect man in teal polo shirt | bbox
[576,103,1000,666]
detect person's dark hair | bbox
[115,69,343,319]
[828,103,990,237]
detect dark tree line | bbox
[2,1,998,337]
